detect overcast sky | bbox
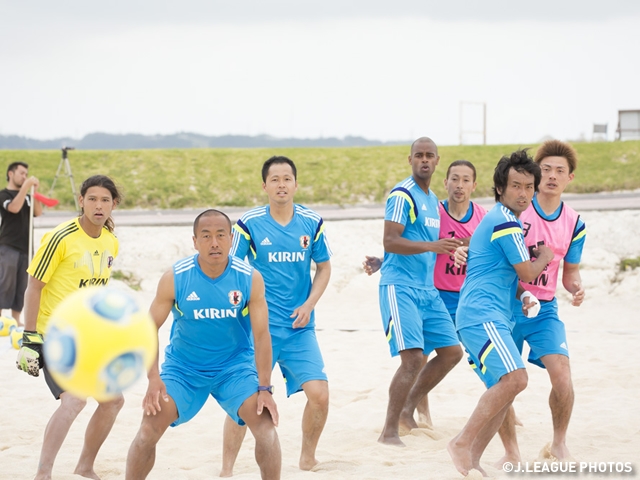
[1,1,639,145]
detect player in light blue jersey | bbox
[447,151,554,477]
[126,210,281,480]
[494,140,587,467]
[222,156,332,473]
[377,137,464,447]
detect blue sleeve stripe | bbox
[232,219,256,259]
[492,221,521,233]
[490,226,522,241]
[314,218,324,242]
[572,223,586,242]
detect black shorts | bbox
[43,362,65,400]
[0,244,28,312]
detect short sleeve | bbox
[311,218,331,263]
[384,187,417,227]
[565,218,586,264]
[231,219,253,260]
[27,230,65,283]
[490,221,530,266]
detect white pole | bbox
[28,186,34,264]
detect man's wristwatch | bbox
[258,385,274,394]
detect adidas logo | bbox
[93,250,100,256]
[421,204,427,211]
[186,291,200,301]
[260,237,272,246]
[560,342,568,350]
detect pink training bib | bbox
[434,202,486,292]
[519,202,581,301]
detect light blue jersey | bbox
[164,254,254,374]
[456,203,531,330]
[230,204,332,329]
[380,176,441,289]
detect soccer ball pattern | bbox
[44,287,157,401]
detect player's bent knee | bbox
[304,380,329,407]
[445,344,464,364]
[60,392,88,414]
[137,418,168,446]
[501,369,528,394]
[399,348,424,371]
[100,394,125,411]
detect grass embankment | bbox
[1,141,638,210]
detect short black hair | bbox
[446,160,477,181]
[492,149,541,202]
[6,161,28,181]
[193,209,232,236]
[261,156,297,182]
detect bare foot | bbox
[219,467,233,477]
[300,455,319,471]
[377,431,406,447]
[447,438,472,476]
[417,412,432,428]
[538,442,575,463]
[493,453,521,470]
[464,468,484,479]
[550,442,575,462]
[472,463,488,477]
[409,427,442,440]
[73,466,101,480]
[399,410,419,432]
[514,415,524,427]
[398,418,418,437]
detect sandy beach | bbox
[1,209,640,479]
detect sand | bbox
[1,209,639,479]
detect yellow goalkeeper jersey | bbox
[27,217,119,334]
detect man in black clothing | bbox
[0,162,42,324]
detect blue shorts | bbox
[437,289,460,323]
[379,284,459,357]
[458,322,525,389]
[271,325,327,397]
[160,360,258,427]
[512,298,569,369]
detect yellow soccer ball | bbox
[0,316,17,336]
[11,326,24,349]
[44,286,157,401]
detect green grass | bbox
[2,140,639,209]
[619,257,640,272]
[110,270,142,291]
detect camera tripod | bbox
[49,146,79,211]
